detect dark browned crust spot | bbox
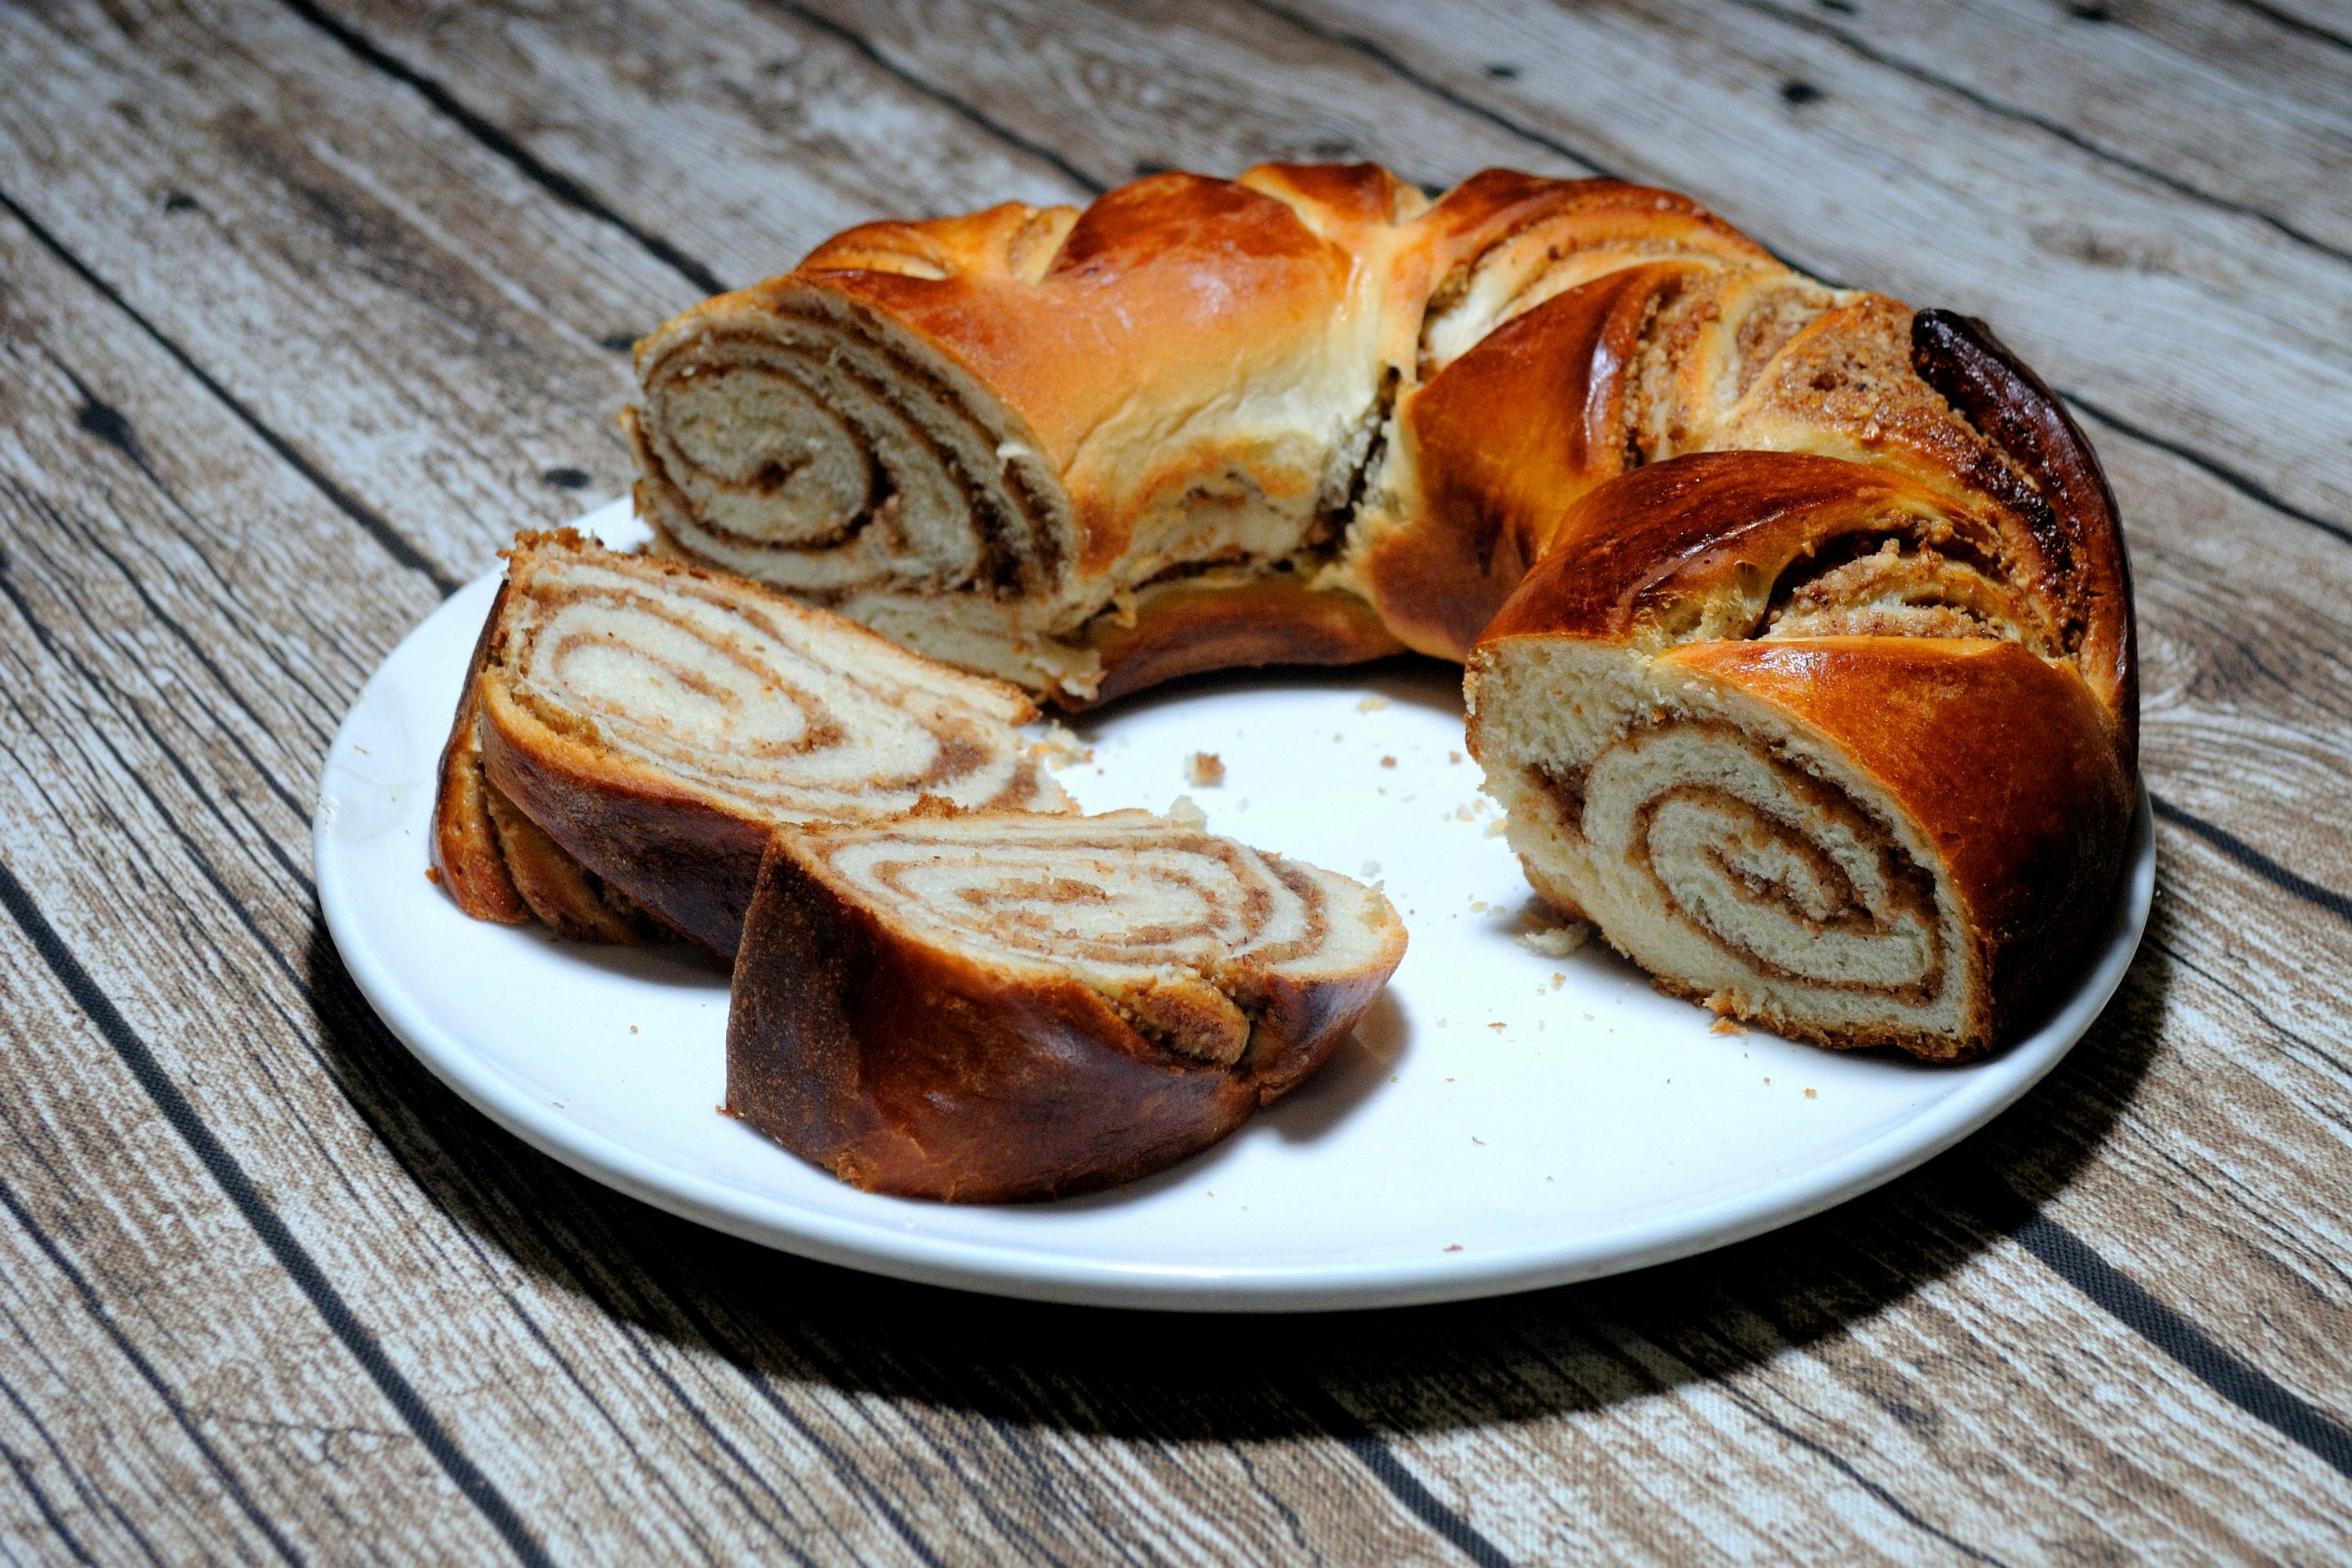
[1910,308,2138,767]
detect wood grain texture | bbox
[1,0,2349,1561]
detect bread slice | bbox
[431,531,1072,956]
[726,808,1407,1200]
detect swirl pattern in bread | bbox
[726,808,1406,1200]
[626,165,1422,702]
[432,531,1070,955]
[1466,435,2132,1059]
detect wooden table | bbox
[3,0,2348,1559]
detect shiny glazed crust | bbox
[625,164,2126,716]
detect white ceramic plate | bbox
[317,499,2152,1312]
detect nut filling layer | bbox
[808,822,1344,1065]
[1584,724,1947,1007]
[506,561,1058,822]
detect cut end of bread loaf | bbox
[1468,633,2128,1061]
[725,810,1406,1200]
[625,178,1407,705]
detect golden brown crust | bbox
[1238,161,1431,238]
[1410,173,1770,349]
[1486,452,2035,640]
[428,583,530,924]
[476,676,769,956]
[1662,637,2132,1049]
[798,172,1362,577]
[477,775,656,944]
[1483,450,2129,739]
[625,164,2130,717]
[1368,260,1711,657]
[724,829,1399,1202]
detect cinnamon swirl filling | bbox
[1569,722,1947,1007]
[501,553,1065,825]
[799,815,1379,1065]
[632,312,1066,604]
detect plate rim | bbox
[317,523,2154,1312]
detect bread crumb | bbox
[1166,794,1208,829]
[1030,721,1092,769]
[1449,751,1463,764]
[1485,818,1508,837]
[629,1025,639,1034]
[1380,755,1397,768]
[1711,1018,1745,1036]
[1486,1022,1504,1031]
[1550,972,1565,989]
[1444,1243,1462,1253]
[1185,751,1225,787]
[1360,860,1381,878]
[424,866,441,885]
[1804,1087,1817,1098]
[1517,917,1592,957]
[1469,899,1489,913]
[1356,694,1389,713]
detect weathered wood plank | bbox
[1366,1160,2352,1563]
[0,910,512,1567]
[1735,0,2352,261]
[0,0,697,583]
[2117,0,2352,134]
[291,0,1087,282]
